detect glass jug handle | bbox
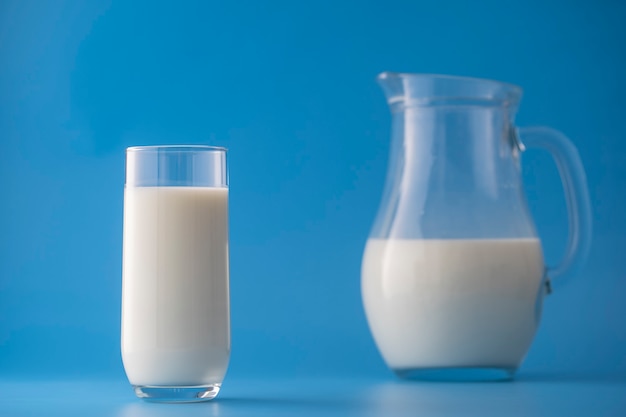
[516,127,592,290]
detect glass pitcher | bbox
[361,73,592,381]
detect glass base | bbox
[394,367,516,382]
[133,384,221,402]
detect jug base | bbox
[133,384,221,402]
[394,367,516,382]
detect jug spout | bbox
[377,72,407,106]
[377,72,522,111]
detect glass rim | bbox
[126,145,227,153]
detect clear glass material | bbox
[361,73,592,381]
[122,145,230,402]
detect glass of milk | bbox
[362,73,592,381]
[122,145,230,401]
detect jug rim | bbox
[377,72,522,108]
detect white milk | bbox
[361,238,544,370]
[122,186,230,387]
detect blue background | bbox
[1,0,625,390]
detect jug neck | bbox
[378,72,522,115]
[371,74,533,241]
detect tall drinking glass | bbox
[122,146,230,402]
